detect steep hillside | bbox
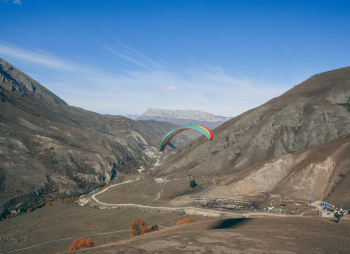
[0,59,187,219]
[155,67,350,206]
[126,108,231,129]
[203,134,350,207]
[0,58,67,105]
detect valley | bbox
[1,59,350,253]
[2,1,350,253]
[1,172,349,254]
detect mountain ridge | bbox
[126,108,231,129]
[155,66,350,207]
[1,62,350,253]
[0,59,193,219]
[0,58,67,105]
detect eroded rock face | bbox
[158,67,350,205]
[202,135,350,205]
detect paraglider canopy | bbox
[159,124,213,152]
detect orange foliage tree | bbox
[68,237,94,251]
[130,217,152,238]
[175,218,196,226]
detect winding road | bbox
[90,177,287,218]
[91,178,142,205]
[2,177,298,254]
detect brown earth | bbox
[0,203,208,254]
[66,216,350,254]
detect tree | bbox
[130,217,152,238]
[175,218,196,226]
[68,237,94,251]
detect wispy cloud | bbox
[167,86,177,91]
[105,38,163,71]
[0,42,77,71]
[112,37,162,68]
[105,46,151,70]
[0,41,290,117]
[3,0,21,5]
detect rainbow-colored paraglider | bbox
[159,125,213,152]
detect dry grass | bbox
[0,203,207,254]
[65,216,350,254]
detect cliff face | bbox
[126,108,231,129]
[157,67,350,206]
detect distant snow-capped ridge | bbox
[126,108,231,129]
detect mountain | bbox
[0,59,67,105]
[0,59,190,219]
[155,67,350,207]
[126,108,231,129]
[2,64,350,253]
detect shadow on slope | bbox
[209,218,252,229]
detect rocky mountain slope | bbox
[0,59,67,105]
[155,67,350,207]
[203,133,350,206]
[126,108,231,129]
[0,59,190,219]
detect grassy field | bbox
[95,177,165,206]
[94,174,217,207]
[65,216,350,254]
[0,173,230,254]
[0,173,332,254]
[0,203,211,254]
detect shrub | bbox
[68,237,94,251]
[130,218,152,238]
[175,218,196,226]
[151,224,159,231]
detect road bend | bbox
[90,178,282,218]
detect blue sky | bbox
[1,0,349,117]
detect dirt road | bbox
[89,177,318,219]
